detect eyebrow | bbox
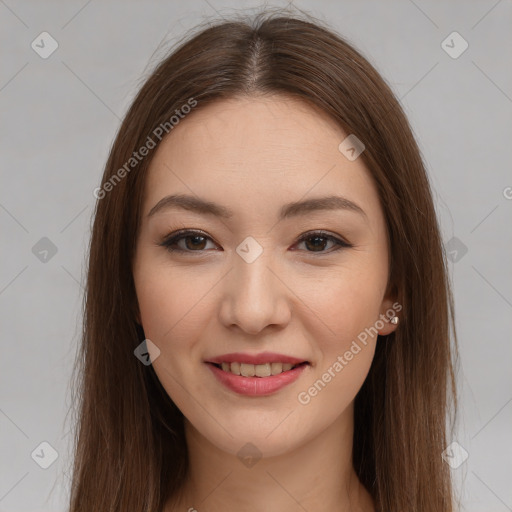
[147,193,367,221]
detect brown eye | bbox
[182,235,208,250]
[159,229,352,255]
[303,235,330,252]
[160,230,217,254]
[294,231,352,253]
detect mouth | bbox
[204,352,311,397]
[207,361,309,377]
[204,354,311,396]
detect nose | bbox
[218,254,292,335]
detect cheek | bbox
[133,264,211,406]
[299,263,384,397]
[134,260,213,343]
[303,262,386,342]
[296,279,380,421]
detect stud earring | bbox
[390,316,399,325]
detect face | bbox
[132,95,398,457]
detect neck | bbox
[165,401,375,512]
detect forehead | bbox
[142,95,381,225]
[154,95,347,169]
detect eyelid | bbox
[159,228,217,254]
[159,228,353,254]
[295,230,352,249]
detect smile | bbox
[213,361,305,377]
[205,361,310,396]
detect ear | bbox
[377,284,401,336]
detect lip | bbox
[205,352,308,365]
[206,361,309,396]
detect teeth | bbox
[255,363,271,377]
[240,363,255,377]
[271,362,283,375]
[216,362,301,377]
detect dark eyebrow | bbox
[147,193,367,220]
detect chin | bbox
[187,412,312,459]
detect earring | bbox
[390,316,399,325]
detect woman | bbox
[69,8,460,512]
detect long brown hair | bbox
[67,7,459,511]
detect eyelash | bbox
[158,229,353,255]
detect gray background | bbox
[1,1,511,510]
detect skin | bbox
[132,95,398,512]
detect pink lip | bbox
[206,362,309,396]
[205,352,308,365]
